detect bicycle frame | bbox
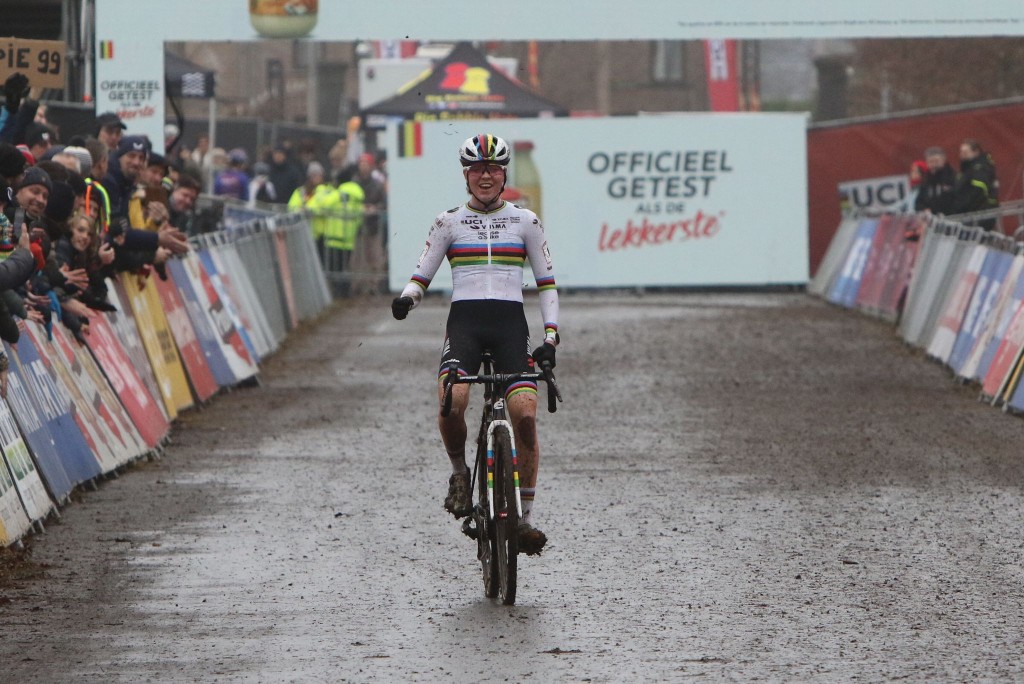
[441,352,560,524]
[484,388,521,520]
[441,351,560,604]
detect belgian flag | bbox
[99,41,114,59]
[398,121,422,158]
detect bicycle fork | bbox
[486,401,523,521]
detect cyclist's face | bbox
[465,163,505,202]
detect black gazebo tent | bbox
[164,51,217,156]
[165,52,216,99]
[362,42,568,128]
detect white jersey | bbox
[400,200,559,341]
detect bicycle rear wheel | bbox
[492,428,519,605]
[476,429,498,598]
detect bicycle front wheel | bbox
[476,428,498,599]
[492,427,519,605]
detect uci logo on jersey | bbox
[462,218,485,226]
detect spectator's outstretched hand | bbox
[99,242,115,265]
[157,229,189,254]
[3,73,30,112]
[60,265,90,290]
[63,297,91,320]
[16,221,30,250]
[153,246,172,265]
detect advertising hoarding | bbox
[388,114,809,291]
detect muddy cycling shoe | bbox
[444,469,473,518]
[517,522,547,556]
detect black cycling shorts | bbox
[439,300,535,393]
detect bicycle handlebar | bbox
[440,363,563,415]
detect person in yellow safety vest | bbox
[288,161,339,260]
[332,166,365,252]
[318,166,363,296]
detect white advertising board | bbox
[838,174,912,214]
[386,114,809,290]
[96,1,1024,42]
[94,0,1024,150]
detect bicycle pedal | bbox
[461,518,479,540]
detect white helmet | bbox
[459,134,511,167]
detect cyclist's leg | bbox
[437,379,470,472]
[438,303,484,517]
[508,391,538,503]
[492,307,542,525]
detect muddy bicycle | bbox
[440,351,562,605]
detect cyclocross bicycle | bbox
[440,351,562,605]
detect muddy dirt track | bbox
[2,292,1024,682]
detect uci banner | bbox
[388,114,808,290]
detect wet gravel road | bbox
[3,292,1024,682]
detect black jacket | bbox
[101,155,159,252]
[951,154,999,215]
[914,163,956,214]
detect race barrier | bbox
[0,212,330,547]
[812,210,1024,417]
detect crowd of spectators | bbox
[911,138,1002,231]
[0,71,198,397]
[169,131,389,294]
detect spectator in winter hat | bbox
[14,166,51,220]
[94,112,126,151]
[24,123,55,162]
[62,146,93,177]
[115,134,151,160]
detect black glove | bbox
[532,342,556,369]
[391,296,413,320]
[4,73,29,113]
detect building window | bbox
[652,41,686,83]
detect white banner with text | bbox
[387,114,809,290]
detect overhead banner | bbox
[94,0,1024,148]
[388,114,808,290]
[95,1,1024,41]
